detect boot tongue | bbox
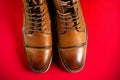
[54,0,77,13]
[27,0,44,6]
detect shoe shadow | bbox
[47,0,66,72]
[47,0,60,68]
[3,0,31,72]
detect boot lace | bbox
[25,0,49,34]
[57,0,85,34]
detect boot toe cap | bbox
[25,47,52,73]
[59,45,86,72]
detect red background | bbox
[0,0,120,80]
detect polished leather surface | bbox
[23,0,52,72]
[53,0,87,72]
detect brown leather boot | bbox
[53,0,87,72]
[22,0,52,72]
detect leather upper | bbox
[53,0,87,72]
[23,0,52,72]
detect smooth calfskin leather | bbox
[22,0,52,72]
[53,0,87,72]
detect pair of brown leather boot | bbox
[22,0,87,73]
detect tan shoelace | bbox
[57,0,84,34]
[25,0,48,34]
